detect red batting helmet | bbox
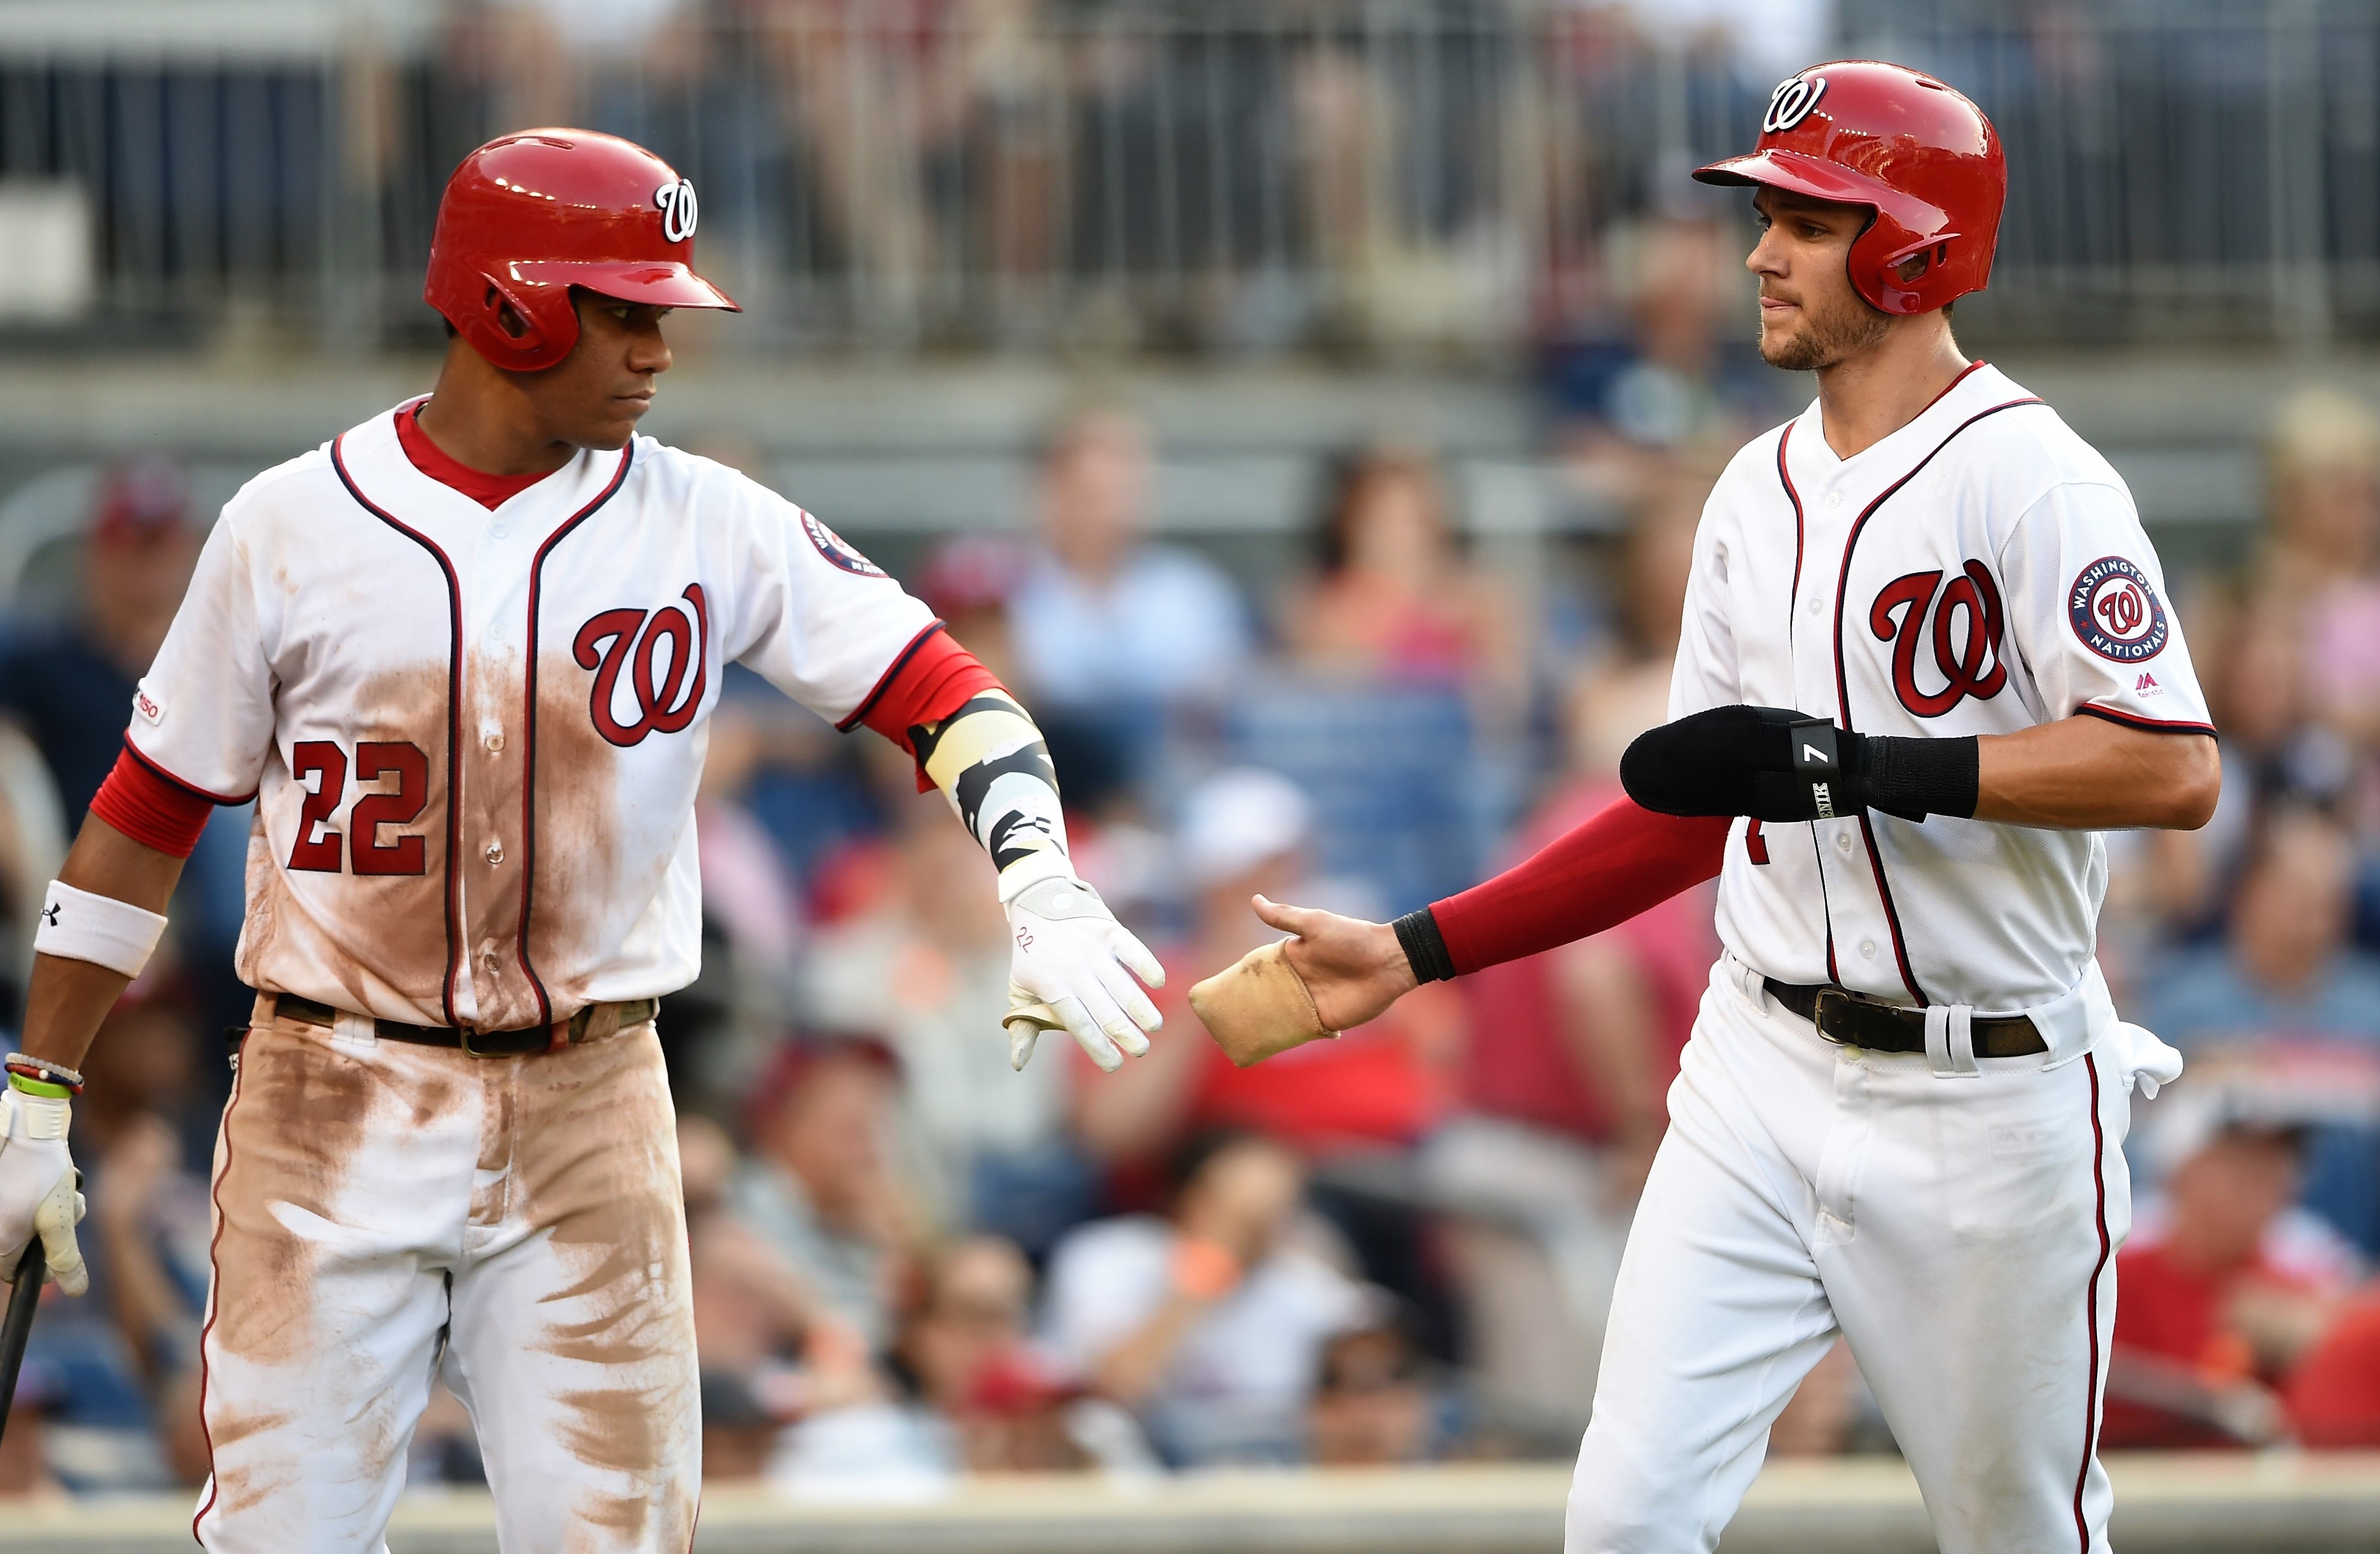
[1694,61,2005,316]
[424,129,738,372]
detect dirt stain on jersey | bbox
[340,663,460,1013]
[511,1025,697,1543]
[521,653,627,1016]
[236,663,460,1022]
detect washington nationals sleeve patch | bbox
[801,510,888,578]
[2067,556,2168,662]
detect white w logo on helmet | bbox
[653,179,699,243]
[1761,74,1829,134]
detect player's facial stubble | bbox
[1759,283,1891,373]
[1747,189,1891,373]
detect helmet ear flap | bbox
[461,272,577,371]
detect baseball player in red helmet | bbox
[2,129,1161,1549]
[1208,61,2218,1552]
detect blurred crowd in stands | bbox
[13,231,2380,1493]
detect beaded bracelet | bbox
[5,1054,85,1095]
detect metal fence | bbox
[2,0,2379,355]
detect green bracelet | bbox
[7,1072,73,1101]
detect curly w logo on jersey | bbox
[1869,560,2008,717]
[574,584,711,747]
[2067,556,2168,662]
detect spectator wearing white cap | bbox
[1078,768,1452,1164]
[2104,1059,2368,1450]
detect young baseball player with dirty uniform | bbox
[0,131,1162,1549]
[1191,62,2216,1553]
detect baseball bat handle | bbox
[0,1240,46,1447]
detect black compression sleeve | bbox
[1392,907,1458,985]
[1862,735,1980,820]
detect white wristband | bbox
[34,880,167,979]
[995,848,1076,904]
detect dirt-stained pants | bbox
[193,1000,698,1552]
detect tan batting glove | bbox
[1002,874,1165,1073]
[1189,940,1338,1067]
[0,1082,86,1296]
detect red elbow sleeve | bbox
[91,744,218,858]
[849,627,1009,789]
[1429,798,1729,976]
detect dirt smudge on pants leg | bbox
[511,1024,698,1546]
[210,1018,382,1365]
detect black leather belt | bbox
[267,993,657,1057]
[1763,978,2046,1058]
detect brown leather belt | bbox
[1762,979,2046,1058]
[267,993,657,1057]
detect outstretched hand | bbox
[1249,895,1418,1034]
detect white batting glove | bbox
[0,1084,86,1297]
[1003,875,1165,1073]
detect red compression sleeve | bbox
[89,746,217,858]
[1429,798,1729,976]
[852,627,1008,787]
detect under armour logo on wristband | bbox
[38,904,58,927]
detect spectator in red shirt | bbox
[2104,1079,2354,1449]
[1071,768,1458,1348]
[1075,767,1456,1170]
[2287,1290,2380,1446]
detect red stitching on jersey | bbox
[2074,1052,2111,1552]
[1853,813,1927,1004]
[190,1031,251,1545]
[837,619,951,732]
[1921,358,1989,416]
[2073,702,2215,738]
[1776,426,1847,974]
[515,444,638,1027]
[1778,422,1806,614]
[119,735,258,806]
[331,434,466,1027]
[1829,396,2045,1007]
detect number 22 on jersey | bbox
[287,741,429,875]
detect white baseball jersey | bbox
[1670,361,2212,1012]
[128,399,936,1031]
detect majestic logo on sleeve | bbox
[1869,560,2009,717]
[2068,556,2168,662]
[574,584,711,747]
[801,511,887,578]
